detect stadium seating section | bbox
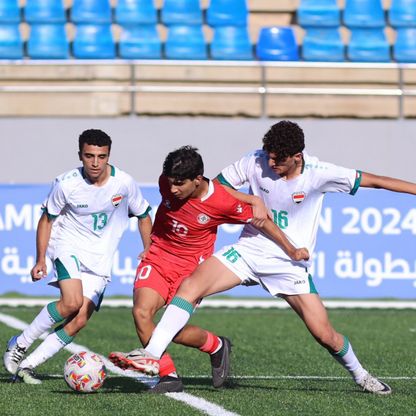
[0,0,414,62]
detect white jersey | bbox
[44,165,150,277]
[219,150,361,267]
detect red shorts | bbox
[134,244,203,304]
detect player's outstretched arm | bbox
[31,212,54,281]
[260,218,310,261]
[360,172,416,194]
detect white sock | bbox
[332,336,367,383]
[146,297,193,358]
[17,302,65,349]
[20,328,74,369]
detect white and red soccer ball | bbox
[64,351,107,393]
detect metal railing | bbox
[1,59,415,118]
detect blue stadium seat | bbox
[343,0,385,28]
[256,27,299,61]
[0,0,20,23]
[24,0,66,24]
[119,24,161,59]
[302,28,344,61]
[347,28,390,62]
[210,26,253,60]
[207,0,248,27]
[0,24,22,58]
[393,27,416,62]
[72,24,115,59]
[165,25,207,59]
[161,0,202,26]
[297,0,341,28]
[71,0,111,24]
[389,0,416,28]
[27,24,69,59]
[115,0,157,25]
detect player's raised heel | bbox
[210,336,232,388]
[108,349,159,375]
[358,373,392,395]
[4,336,27,375]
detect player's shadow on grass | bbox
[51,377,150,394]
[226,379,351,394]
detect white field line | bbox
[0,312,239,416]
[2,298,416,309]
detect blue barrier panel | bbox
[0,184,415,298]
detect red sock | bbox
[199,331,220,354]
[159,353,177,377]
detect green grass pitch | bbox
[0,306,415,416]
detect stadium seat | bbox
[119,24,161,59]
[343,0,385,28]
[302,28,344,61]
[72,24,115,59]
[210,26,253,60]
[0,23,22,58]
[0,0,20,23]
[347,28,390,62]
[165,25,207,59]
[71,0,111,24]
[115,0,157,25]
[256,27,299,61]
[27,23,69,59]
[24,0,66,24]
[388,0,416,28]
[161,0,203,26]
[297,0,341,28]
[207,0,248,27]
[393,27,416,62]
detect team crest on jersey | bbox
[111,194,123,207]
[197,213,210,224]
[236,204,243,214]
[292,192,306,204]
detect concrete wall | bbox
[1,117,415,184]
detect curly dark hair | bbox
[262,121,305,160]
[163,145,204,180]
[79,129,112,152]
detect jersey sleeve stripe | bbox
[216,173,235,189]
[131,205,152,219]
[350,170,362,195]
[42,206,59,220]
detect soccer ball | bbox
[64,351,107,393]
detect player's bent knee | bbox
[133,305,156,324]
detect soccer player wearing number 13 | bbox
[129,121,416,395]
[3,129,152,384]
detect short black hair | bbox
[262,121,305,160]
[163,146,204,180]
[79,129,112,153]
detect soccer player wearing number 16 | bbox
[3,129,152,384]
[131,121,416,395]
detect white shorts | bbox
[214,243,318,297]
[48,254,108,309]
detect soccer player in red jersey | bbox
[109,146,308,393]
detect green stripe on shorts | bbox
[54,258,71,280]
[308,274,318,294]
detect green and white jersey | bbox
[218,150,361,267]
[44,165,150,278]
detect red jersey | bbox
[151,175,253,259]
